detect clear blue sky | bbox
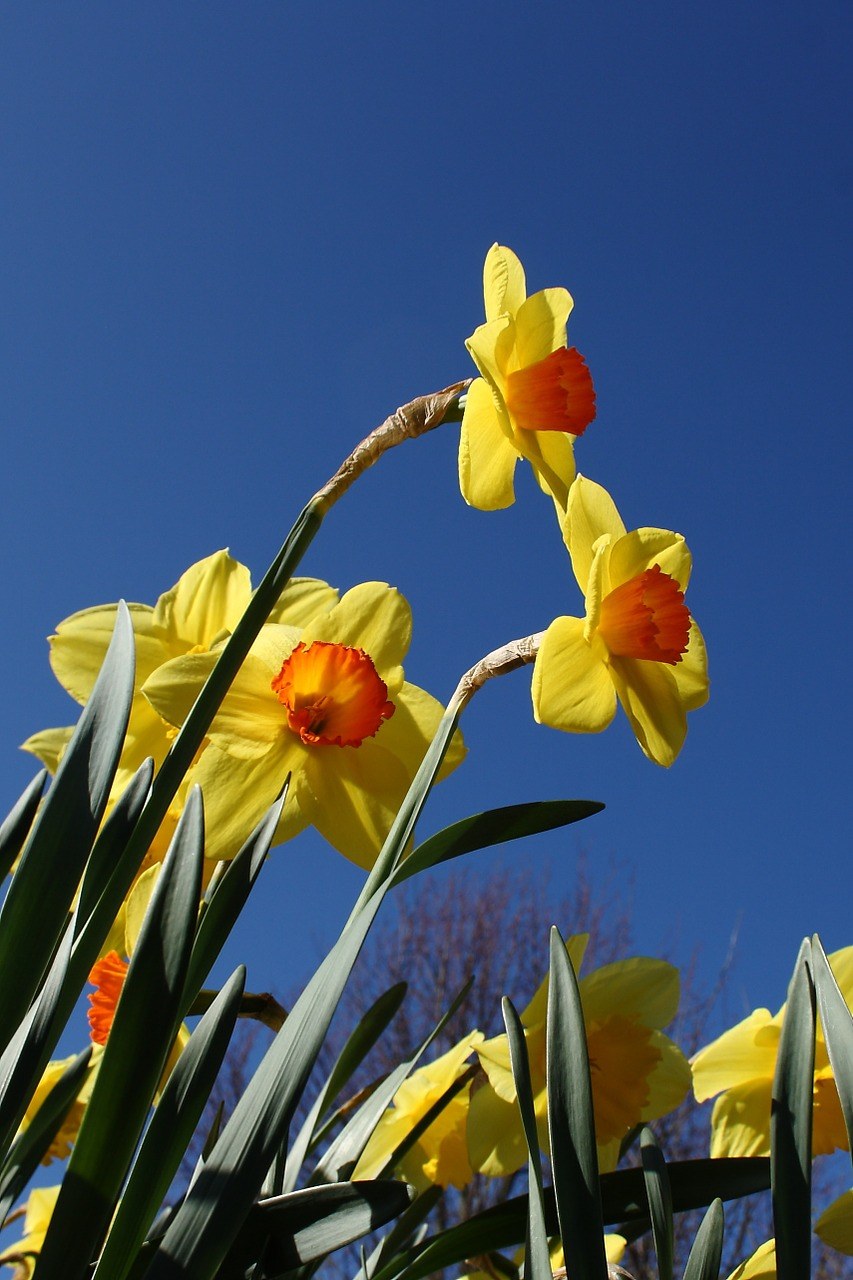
[1,3,850,1021]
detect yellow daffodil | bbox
[461,1234,627,1280]
[467,936,691,1177]
[816,1189,853,1255]
[692,947,853,1158]
[460,244,596,512]
[143,582,465,868]
[532,475,708,767]
[726,1241,776,1279]
[15,1051,101,1164]
[22,551,339,865]
[0,1186,60,1278]
[355,1033,484,1191]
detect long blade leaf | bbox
[770,938,814,1280]
[502,997,549,1280]
[0,770,47,883]
[811,933,853,1160]
[682,1199,724,1280]
[640,1127,673,1280]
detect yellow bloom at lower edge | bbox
[815,1188,853,1255]
[726,1240,776,1279]
[0,1186,60,1278]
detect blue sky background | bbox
[1,3,850,1034]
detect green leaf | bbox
[370,1159,769,1280]
[0,1047,91,1222]
[35,785,205,1280]
[228,1181,416,1278]
[75,757,155,932]
[681,1199,724,1280]
[0,770,47,883]
[93,966,246,1280]
[546,926,607,1280]
[285,982,407,1193]
[312,979,473,1187]
[640,1127,673,1280]
[0,603,134,1046]
[143,702,464,1280]
[811,933,853,1161]
[364,1186,442,1279]
[771,938,814,1280]
[391,801,604,887]
[501,997,550,1280]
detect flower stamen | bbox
[598,565,690,664]
[505,347,596,437]
[271,641,395,747]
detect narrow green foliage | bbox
[682,1199,724,1280]
[640,1127,674,1280]
[0,1047,91,1222]
[75,757,154,931]
[811,933,853,1160]
[391,800,604,887]
[363,1185,442,1279]
[0,769,46,882]
[501,997,550,1280]
[0,603,134,1046]
[546,926,608,1280]
[93,966,247,1280]
[770,937,815,1280]
[35,786,205,1280]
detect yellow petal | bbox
[515,425,574,513]
[608,529,691,592]
[466,316,514,390]
[726,1240,776,1279]
[692,1009,777,1102]
[641,1031,692,1122]
[378,682,465,781]
[145,651,284,757]
[304,583,411,681]
[513,287,572,368]
[193,743,307,861]
[816,1189,853,1255]
[608,655,687,767]
[297,740,411,868]
[564,476,627,593]
[709,1077,773,1157]
[532,617,616,735]
[49,603,168,704]
[523,934,590,1025]
[581,957,681,1029]
[467,1077,527,1177]
[459,377,518,510]
[21,725,73,773]
[672,622,709,712]
[125,865,161,952]
[266,576,340,626]
[483,244,527,321]
[151,550,251,647]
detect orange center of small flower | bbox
[88,950,129,1045]
[598,565,691,665]
[504,346,596,437]
[271,641,395,747]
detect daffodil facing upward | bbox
[460,243,596,511]
[467,935,691,1177]
[532,475,708,766]
[692,946,853,1159]
[143,582,465,868]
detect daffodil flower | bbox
[143,582,465,868]
[0,1185,60,1278]
[816,1189,853,1256]
[354,1033,484,1191]
[532,475,708,766]
[459,243,596,511]
[726,1241,776,1279]
[692,946,853,1159]
[15,1052,101,1164]
[467,935,691,1176]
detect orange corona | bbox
[271,641,395,747]
[505,346,596,437]
[598,565,690,664]
[88,951,129,1045]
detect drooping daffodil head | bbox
[467,935,692,1177]
[459,243,596,512]
[354,1033,484,1192]
[692,946,853,1159]
[143,582,465,869]
[532,475,709,767]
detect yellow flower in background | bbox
[355,1033,484,1191]
[532,475,708,767]
[727,1241,776,1279]
[143,582,465,868]
[460,243,596,512]
[21,551,340,864]
[467,935,691,1177]
[15,1052,101,1164]
[816,1189,853,1256]
[461,1234,626,1280]
[0,1186,60,1278]
[692,946,853,1159]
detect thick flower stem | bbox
[449,632,544,710]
